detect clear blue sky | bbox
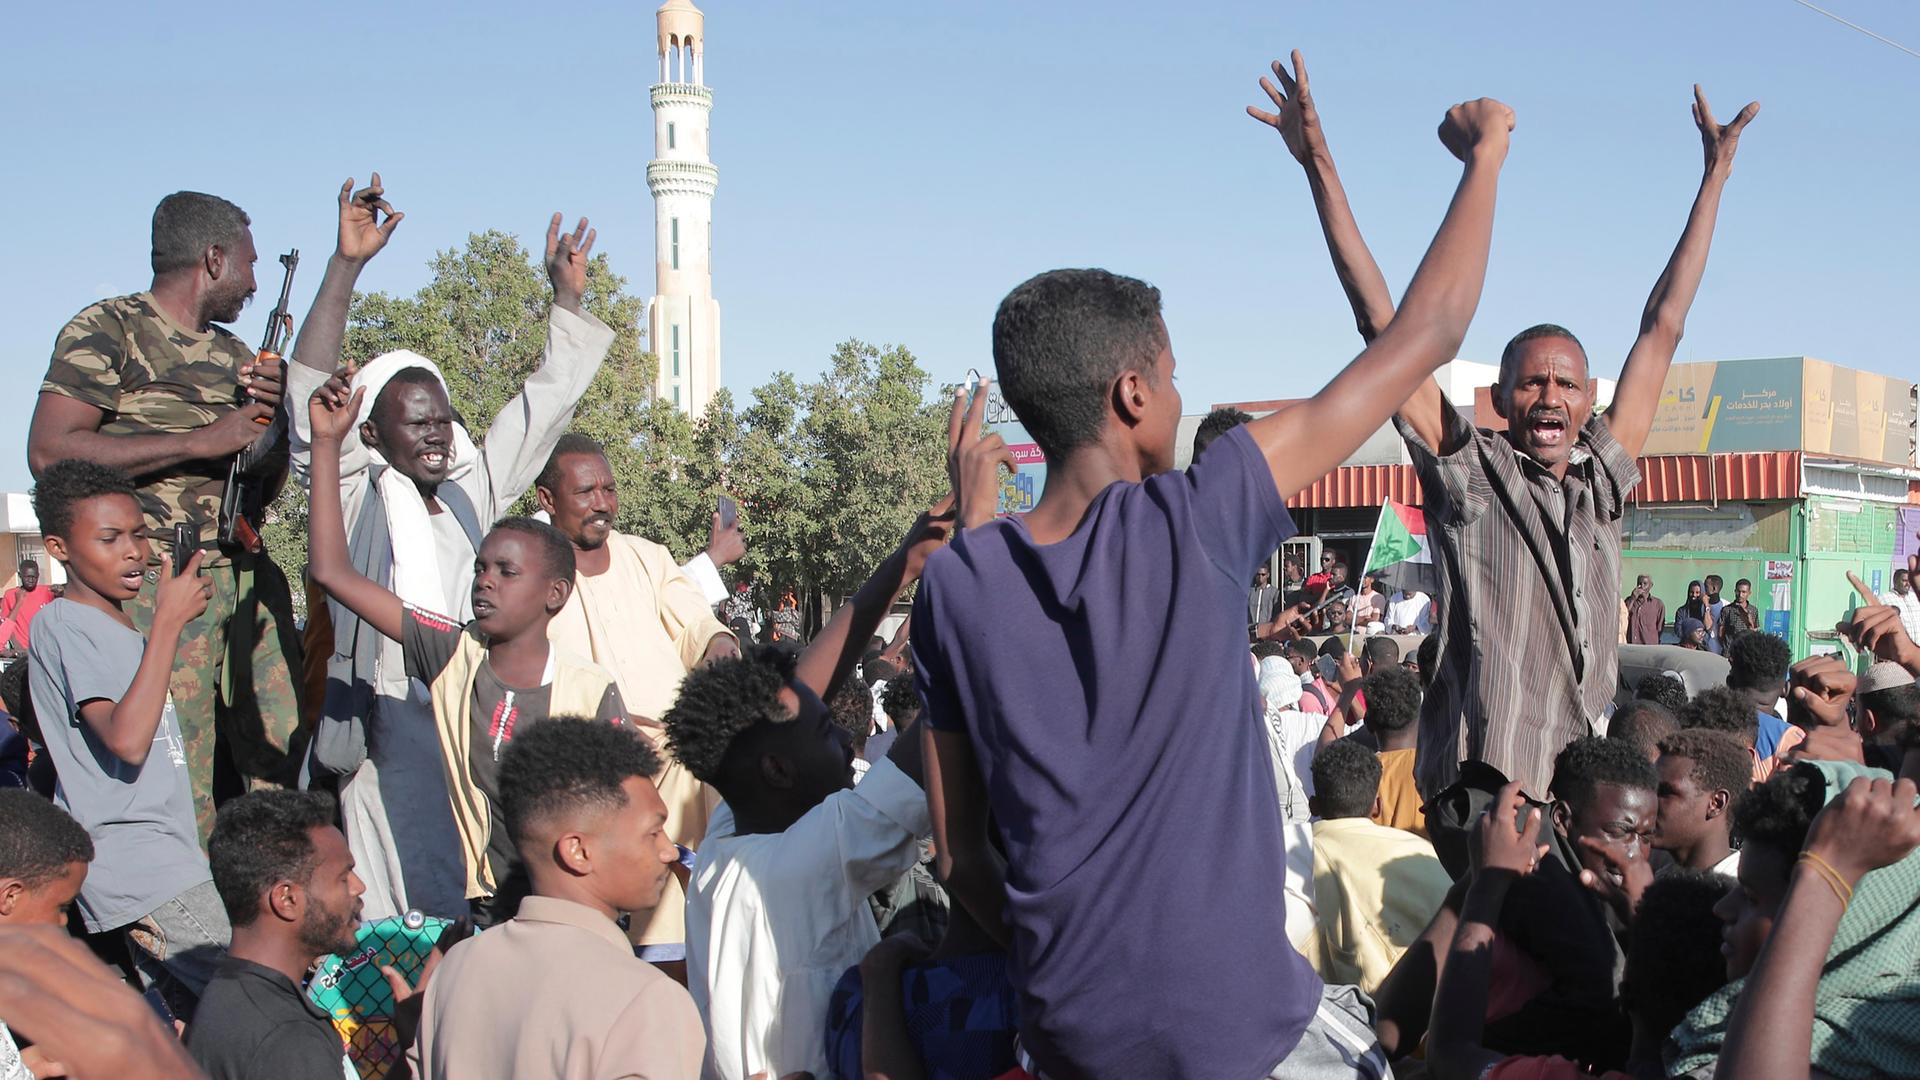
[4,1,1917,493]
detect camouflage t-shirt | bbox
[42,293,251,536]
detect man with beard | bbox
[536,434,736,976]
[286,176,614,920]
[191,790,365,1080]
[1256,50,1759,797]
[29,191,304,842]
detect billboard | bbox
[1642,357,1914,464]
[982,381,1045,516]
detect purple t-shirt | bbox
[912,426,1320,1079]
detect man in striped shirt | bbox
[1271,50,1759,797]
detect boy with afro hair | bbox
[665,496,954,1080]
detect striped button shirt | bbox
[1398,404,1641,799]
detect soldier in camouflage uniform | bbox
[29,191,302,843]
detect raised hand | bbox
[1788,655,1857,731]
[1803,775,1920,886]
[1246,50,1328,166]
[707,511,747,568]
[899,493,958,584]
[154,549,212,631]
[309,383,367,446]
[1693,86,1759,178]
[1260,600,1315,643]
[1334,649,1363,691]
[947,379,1015,530]
[1472,782,1549,878]
[1438,98,1516,163]
[336,173,403,264]
[546,213,596,313]
[1842,569,1920,671]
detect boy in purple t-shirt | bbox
[912,82,1515,1079]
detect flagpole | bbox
[1351,497,1389,658]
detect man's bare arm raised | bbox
[1603,87,1758,456]
[1242,65,1513,498]
[1248,51,1454,453]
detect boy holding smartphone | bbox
[26,459,228,1017]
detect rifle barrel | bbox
[259,249,300,355]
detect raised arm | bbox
[1243,96,1513,497]
[1713,777,1920,1080]
[289,177,401,491]
[1605,88,1759,456]
[290,175,403,378]
[795,385,1001,698]
[1248,50,1456,454]
[467,214,615,516]
[306,381,406,643]
[72,552,211,765]
[794,498,954,704]
[1248,51,1398,343]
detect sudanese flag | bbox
[1361,499,1437,595]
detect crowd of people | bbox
[5,48,1920,1080]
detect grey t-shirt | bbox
[27,599,209,931]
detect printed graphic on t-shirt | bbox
[159,693,186,767]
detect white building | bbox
[646,0,722,417]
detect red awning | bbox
[1285,450,1804,509]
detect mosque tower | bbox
[647,0,720,415]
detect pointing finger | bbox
[946,386,966,453]
[1847,571,1878,607]
[963,377,991,443]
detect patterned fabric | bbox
[42,293,257,539]
[1670,759,1920,1080]
[128,553,303,842]
[1398,404,1640,798]
[827,952,1021,1080]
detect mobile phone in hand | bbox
[717,495,738,531]
[171,523,200,577]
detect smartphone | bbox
[717,495,738,531]
[171,522,200,577]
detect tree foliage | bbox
[261,230,948,617]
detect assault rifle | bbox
[218,249,298,552]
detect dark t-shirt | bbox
[187,956,351,1080]
[912,426,1319,1080]
[401,605,626,886]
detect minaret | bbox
[647,0,721,416]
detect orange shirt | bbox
[1372,747,1428,838]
